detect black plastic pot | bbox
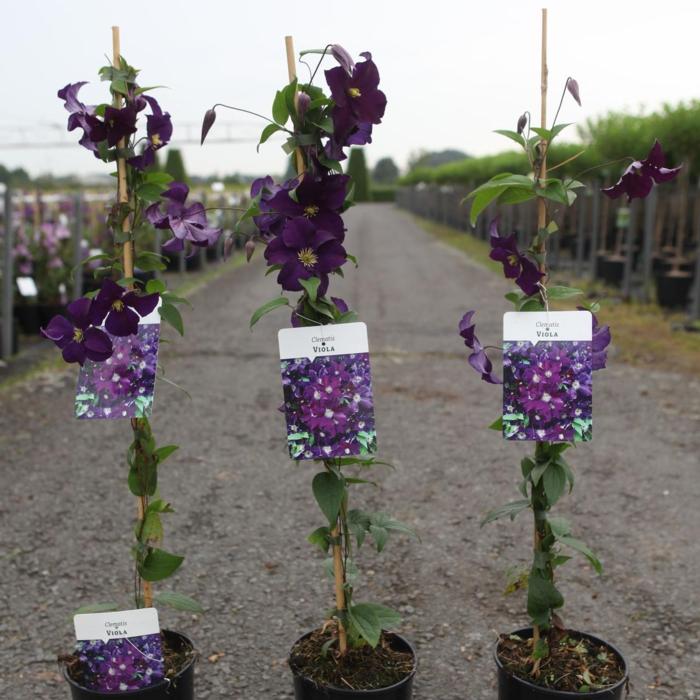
[14,305,42,335]
[63,630,196,700]
[495,628,628,700]
[290,632,416,700]
[597,255,625,287]
[655,270,693,309]
[38,304,65,326]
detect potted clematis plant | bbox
[202,40,417,699]
[45,29,222,699]
[459,14,679,699]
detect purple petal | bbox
[124,291,159,317]
[61,341,87,365]
[66,297,92,329]
[105,307,140,337]
[41,315,73,344]
[83,327,114,362]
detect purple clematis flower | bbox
[146,182,222,253]
[265,217,347,292]
[41,297,113,365]
[87,105,138,148]
[603,140,681,201]
[325,52,387,127]
[457,310,501,384]
[251,176,299,239]
[267,174,349,238]
[128,96,172,170]
[488,219,544,297]
[57,82,98,154]
[90,279,159,337]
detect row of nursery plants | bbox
[401,99,700,186]
[44,15,677,700]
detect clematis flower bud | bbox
[517,112,528,134]
[297,92,311,121]
[201,108,217,145]
[245,238,256,262]
[566,78,581,106]
[223,236,235,260]
[330,44,354,75]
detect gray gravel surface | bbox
[1,204,698,699]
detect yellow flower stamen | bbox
[73,328,84,342]
[151,134,162,147]
[297,247,318,269]
[348,87,362,98]
[507,254,519,267]
[111,299,125,312]
[304,204,320,217]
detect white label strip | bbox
[503,310,592,344]
[279,322,369,361]
[74,607,160,643]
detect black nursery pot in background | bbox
[655,270,693,309]
[495,629,628,700]
[290,632,416,700]
[63,631,196,700]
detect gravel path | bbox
[1,204,698,699]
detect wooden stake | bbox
[532,7,548,676]
[284,35,347,653]
[284,35,306,177]
[112,26,152,609]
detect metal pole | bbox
[689,185,700,320]
[588,186,601,280]
[622,200,637,299]
[72,192,84,299]
[641,187,657,303]
[2,186,15,359]
[574,196,586,278]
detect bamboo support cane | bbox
[532,7,548,675]
[284,34,347,654]
[112,26,153,609]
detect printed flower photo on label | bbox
[75,633,164,692]
[74,324,159,420]
[502,340,592,442]
[280,352,376,460]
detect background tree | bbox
[164,148,187,184]
[347,148,370,202]
[372,156,399,184]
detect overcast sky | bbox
[2,0,699,179]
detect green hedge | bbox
[369,185,397,202]
[401,100,700,186]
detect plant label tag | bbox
[74,309,161,420]
[73,608,165,692]
[278,322,377,460]
[74,607,160,643]
[502,311,593,442]
[16,276,38,297]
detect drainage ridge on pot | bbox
[290,631,417,700]
[63,630,197,700]
[494,628,628,700]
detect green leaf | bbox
[135,183,166,203]
[258,123,283,152]
[74,601,119,615]
[249,296,289,328]
[154,591,204,613]
[527,571,564,626]
[355,602,401,629]
[369,525,388,552]
[347,603,382,647]
[488,416,503,431]
[299,276,321,302]
[493,129,525,147]
[547,516,571,538]
[139,548,184,582]
[545,285,583,300]
[543,462,566,505]
[498,186,536,206]
[143,171,174,187]
[537,179,569,205]
[530,460,550,485]
[521,457,535,478]
[307,526,331,553]
[154,444,178,463]
[558,536,603,574]
[141,511,163,542]
[481,499,530,527]
[312,471,345,524]
[146,278,166,295]
[159,303,184,336]
[272,90,288,125]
